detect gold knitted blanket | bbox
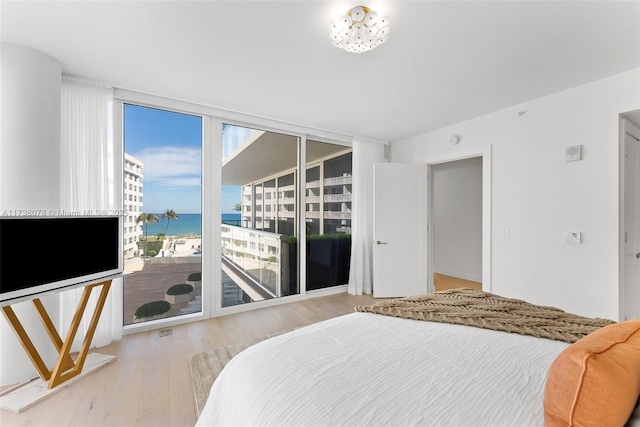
[354,288,615,343]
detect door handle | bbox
[376,241,388,245]
[636,252,640,259]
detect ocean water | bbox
[140,213,241,237]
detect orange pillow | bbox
[543,319,640,427]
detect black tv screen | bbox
[0,216,122,305]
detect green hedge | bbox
[282,233,351,244]
[187,272,201,281]
[137,239,163,256]
[134,300,170,319]
[167,283,194,295]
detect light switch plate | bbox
[565,145,582,162]
[566,231,582,244]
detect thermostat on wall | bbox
[565,145,582,162]
[566,231,582,244]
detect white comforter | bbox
[196,312,570,427]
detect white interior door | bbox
[373,163,428,298]
[624,130,640,320]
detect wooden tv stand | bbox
[1,273,126,391]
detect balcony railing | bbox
[323,211,352,219]
[221,224,283,297]
[324,175,352,186]
[324,194,352,203]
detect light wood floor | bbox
[0,292,379,427]
[434,273,482,291]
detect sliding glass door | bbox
[220,124,299,307]
[122,104,203,325]
[305,140,352,290]
[117,96,352,322]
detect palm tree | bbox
[136,212,159,258]
[162,209,179,237]
[233,203,242,212]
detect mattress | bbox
[196,311,571,426]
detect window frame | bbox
[114,90,352,333]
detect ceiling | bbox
[223,132,350,185]
[1,1,639,142]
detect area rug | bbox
[189,330,290,417]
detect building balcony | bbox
[324,175,352,186]
[278,211,295,218]
[323,211,352,219]
[324,194,351,203]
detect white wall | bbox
[432,157,482,282]
[391,69,640,321]
[1,42,62,210]
[0,42,63,385]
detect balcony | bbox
[221,225,283,298]
[221,224,352,305]
[324,175,352,186]
[324,194,351,203]
[323,211,351,219]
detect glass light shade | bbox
[330,21,342,33]
[349,6,366,21]
[364,11,378,26]
[338,14,352,27]
[376,16,390,28]
[330,6,390,53]
[352,22,366,33]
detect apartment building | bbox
[123,153,143,259]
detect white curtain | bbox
[347,137,387,295]
[59,75,122,350]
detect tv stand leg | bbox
[1,279,113,389]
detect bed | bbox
[195,289,640,427]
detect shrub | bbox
[134,301,170,319]
[282,233,351,243]
[147,249,157,257]
[167,283,194,295]
[187,272,201,281]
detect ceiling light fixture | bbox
[330,6,390,53]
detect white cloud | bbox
[135,146,201,184]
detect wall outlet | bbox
[566,231,582,244]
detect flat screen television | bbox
[0,215,122,305]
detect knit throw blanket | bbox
[354,288,616,343]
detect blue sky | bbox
[124,104,241,214]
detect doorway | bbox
[621,111,640,321]
[430,157,483,292]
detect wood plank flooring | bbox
[0,292,378,427]
[434,273,482,291]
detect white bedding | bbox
[196,312,571,427]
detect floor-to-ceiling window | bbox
[305,140,352,291]
[220,124,300,307]
[116,96,352,322]
[122,104,203,325]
